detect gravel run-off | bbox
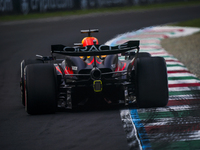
[161,31,200,78]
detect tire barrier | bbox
[0,0,188,15]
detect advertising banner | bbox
[0,0,187,15]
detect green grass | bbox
[1,0,200,22]
[172,18,200,28]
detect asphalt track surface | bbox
[0,5,200,150]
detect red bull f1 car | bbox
[20,29,169,115]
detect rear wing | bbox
[51,40,139,56]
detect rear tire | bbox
[135,57,168,108]
[129,52,151,60]
[25,64,57,115]
[137,52,151,58]
[20,59,43,106]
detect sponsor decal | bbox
[80,0,87,9]
[72,66,77,71]
[63,42,130,53]
[80,0,128,9]
[0,0,13,12]
[111,64,116,69]
[20,0,74,14]
[21,0,29,14]
[1,0,193,15]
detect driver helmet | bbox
[82,37,99,47]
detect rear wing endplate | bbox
[51,40,139,56]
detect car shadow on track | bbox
[56,102,138,113]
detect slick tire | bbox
[129,52,151,60]
[137,52,151,58]
[25,64,57,115]
[135,57,168,108]
[20,59,43,106]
